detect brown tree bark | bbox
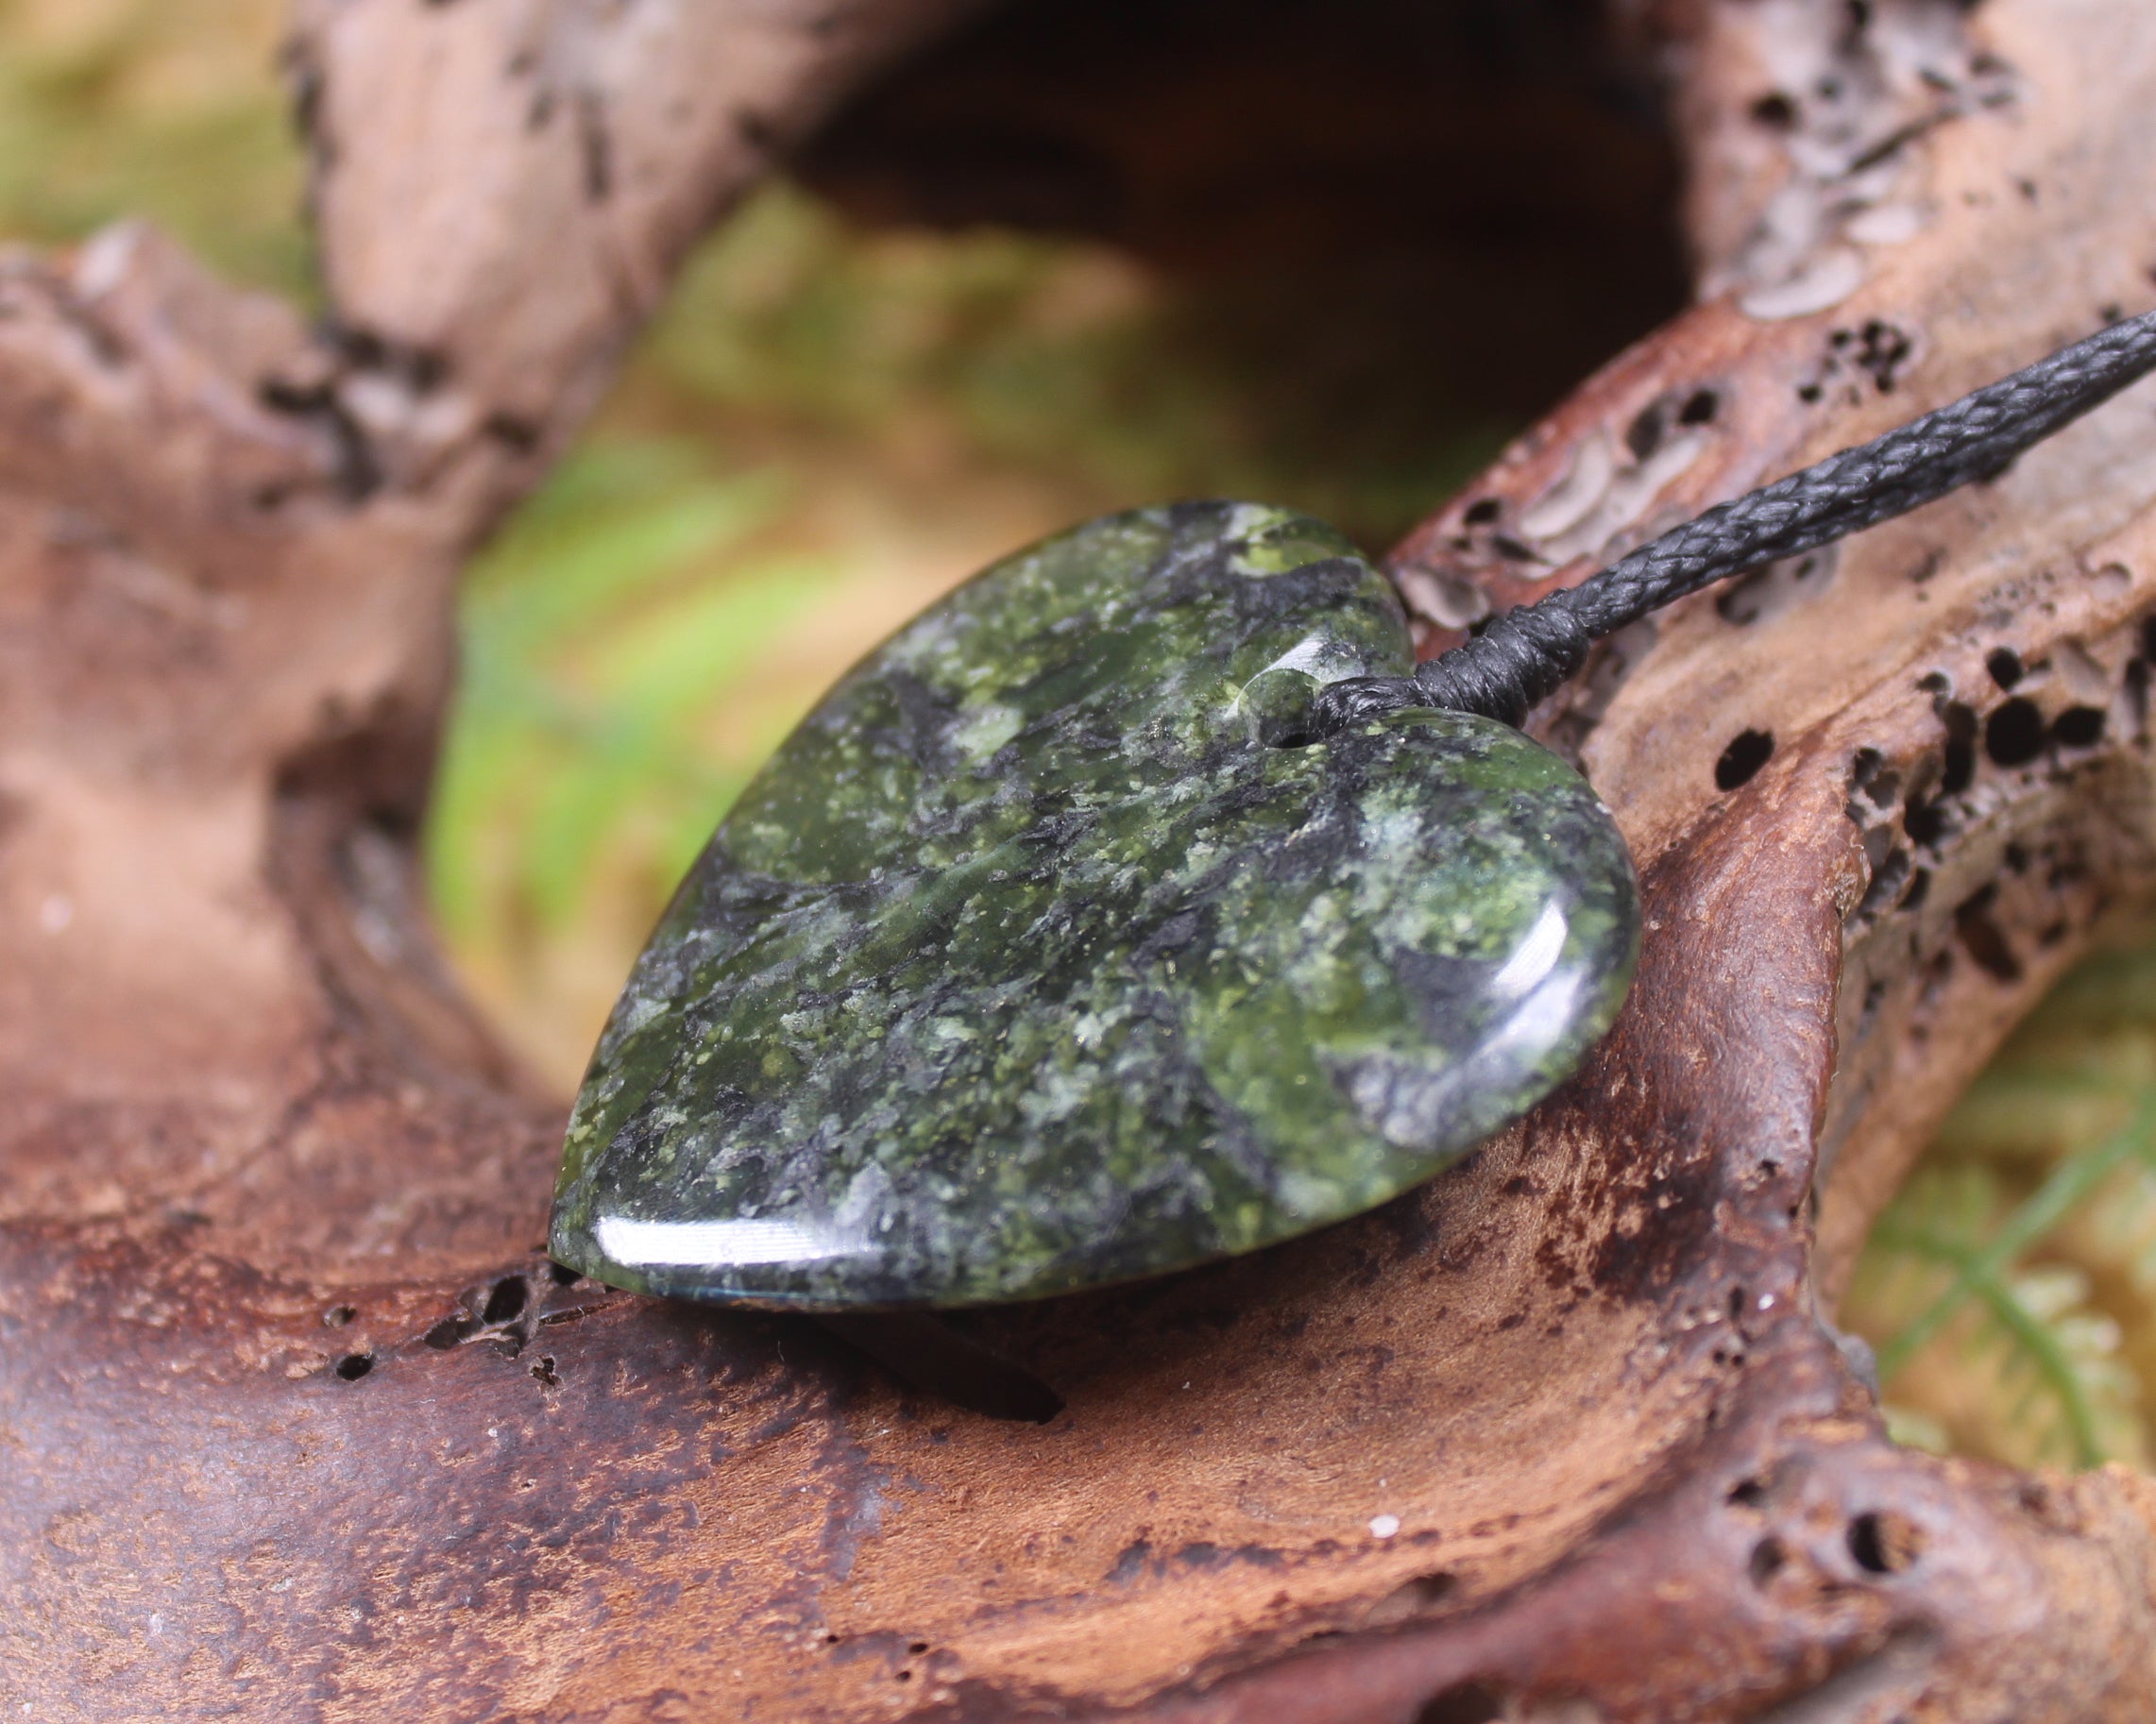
[8,1,2156,1719]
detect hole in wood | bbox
[1416,1680,1507,1724]
[1368,1571,1460,1626]
[484,1276,529,1325]
[1954,884,2023,985]
[1940,702,1978,795]
[1985,698,2046,767]
[1680,387,1720,425]
[2053,705,2106,748]
[1715,729,1774,791]
[1848,1510,1925,1575]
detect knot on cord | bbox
[1409,600,1594,727]
[1308,600,1592,734]
[1310,304,2156,736]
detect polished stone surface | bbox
[551,502,1638,1309]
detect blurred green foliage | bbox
[638,188,1512,546]
[1845,944,2156,1470]
[0,0,306,295]
[10,0,2156,1473]
[430,447,825,946]
[429,184,1511,1073]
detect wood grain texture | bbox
[8,1,2156,1719]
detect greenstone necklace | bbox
[549,309,2156,1319]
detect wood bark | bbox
[7,1,2156,1719]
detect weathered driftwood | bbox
[8,1,2156,1718]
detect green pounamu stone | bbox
[551,501,1638,1309]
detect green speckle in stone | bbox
[550,500,1639,1310]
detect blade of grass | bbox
[1876,1087,2156,1380]
[1869,1220,2113,1467]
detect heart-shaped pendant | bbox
[550,502,1639,1309]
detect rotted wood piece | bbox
[8,1,2156,1720]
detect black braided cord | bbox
[1314,306,2156,732]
